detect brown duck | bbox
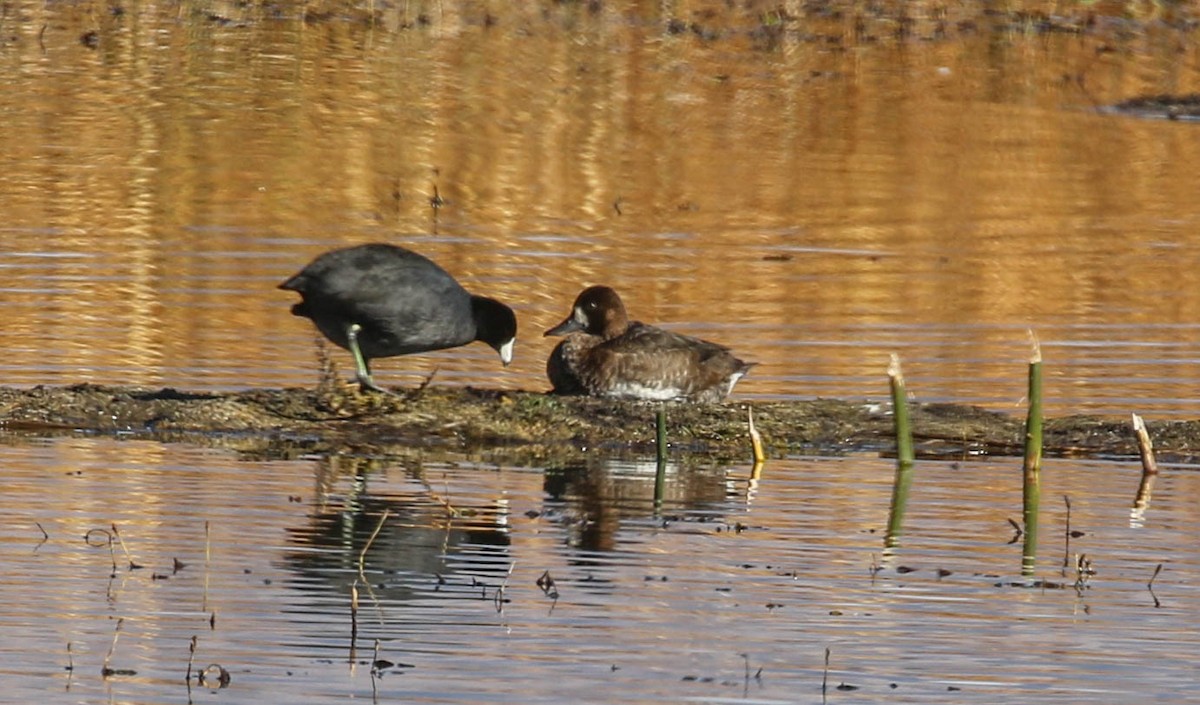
[544,286,752,403]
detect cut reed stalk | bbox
[887,354,914,468]
[1131,413,1158,475]
[1022,334,1043,578]
[655,406,668,464]
[748,406,765,466]
[884,355,916,548]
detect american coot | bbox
[280,243,517,392]
[544,285,752,403]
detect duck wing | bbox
[588,323,750,401]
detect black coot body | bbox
[280,243,517,391]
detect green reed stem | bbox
[1022,335,1043,577]
[654,407,667,506]
[655,406,667,464]
[886,355,915,547]
[653,457,666,507]
[888,354,914,468]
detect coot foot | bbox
[346,323,390,394]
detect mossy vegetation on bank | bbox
[1,384,1196,464]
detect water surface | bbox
[2,3,1200,414]
[0,438,1196,703]
[3,5,1200,702]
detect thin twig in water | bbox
[350,582,360,662]
[203,520,211,613]
[822,647,830,698]
[101,618,124,676]
[409,367,439,398]
[358,509,390,578]
[1062,495,1072,576]
[111,524,141,570]
[186,635,197,684]
[1007,517,1023,544]
[35,522,49,540]
[494,561,516,612]
[1147,563,1164,608]
[86,528,118,574]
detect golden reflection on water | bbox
[2,3,1200,412]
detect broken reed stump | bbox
[1131,413,1158,475]
[654,407,668,505]
[887,354,915,469]
[1131,413,1159,525]
[1022,335,1043,578]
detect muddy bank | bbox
[1,384,1196,464]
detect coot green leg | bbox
[346,323,387,393]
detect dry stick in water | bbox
[85,528,119,574]
[186,635,197,684]
[822,647,831,698]
[1147,563,1164,608]
[110,524,140,570]
[101,618,125,677]
[358,509,390,578]
[1022,334,1043,578]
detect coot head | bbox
[472,296,518,365]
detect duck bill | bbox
[544,316,583,337]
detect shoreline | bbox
[1,384,1192,464]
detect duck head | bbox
[544,285,629,339]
